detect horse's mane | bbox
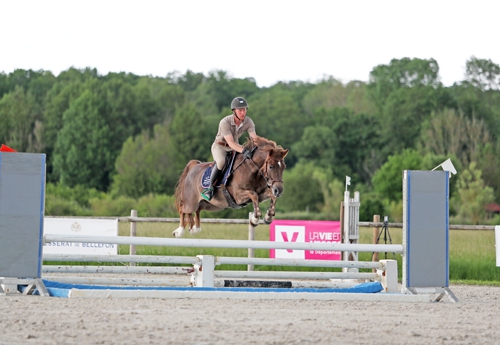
[244,135,281,152]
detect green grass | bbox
[46,222,500,285]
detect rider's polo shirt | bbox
[215,115,256,146]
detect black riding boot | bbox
[201,166,222,201]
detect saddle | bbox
[201,151,237,189]
[200,151,249,209]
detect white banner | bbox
[43,218,118,255]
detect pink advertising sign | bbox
[270,220,341,260]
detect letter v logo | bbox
[281,231,299,253]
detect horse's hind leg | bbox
[189,210,202,235]
[172,213,188,238]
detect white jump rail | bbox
[43,234,404,253]
[43,254,384,269]
[42,234,401,293]
[42,253,387,287]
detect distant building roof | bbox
[486,203,500,213]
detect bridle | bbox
[233,146,284,189]
[258,157,284,188]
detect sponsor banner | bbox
[270,220,341,260]
[43,218,118,255]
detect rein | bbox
[233,147,282,188]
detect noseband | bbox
[259,157,284,188]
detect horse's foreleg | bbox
[172,213,187,238]
[248,193,262,226]
[264,195,277,224]
[189,210,202,235]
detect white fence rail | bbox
[44,234,404,253]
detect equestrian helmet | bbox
[231,97,249,110]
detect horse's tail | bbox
[174,160,201,214]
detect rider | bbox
[201,97,258,201]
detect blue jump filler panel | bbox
[403,170,449,289]
[0,152,46,278]
[22,280,384,298]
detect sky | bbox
[2,0,499,88]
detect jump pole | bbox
[43,234,403,253]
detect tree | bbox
[302,78,376,117]
[205,70,258,112]
[477,142,500,202]
[378,86,439,157]
[302,77,347,116]
[0,86,40,152]
[53,89,113,190]
[292,125,337,169]
[167,70,205,92]
[101,78,141,157]
[345,80,377,115]
[43,80,87,181]
[449,79,500,140]
[453,162,494,224]
[372,149,422,203]
[168,104,213,170]
[133,77,185,130]
[112,124,178,197]
[56,67,99,83]
[312,170,344,218]
[277,162,324,213]
[293,107,381,184]
[185,70,259,115]
[465,56,500,91]
[0,72,9,99]
[368,57,440,112]
[26,70,57,104]
[419,108,491,168]
[248,89,308,166]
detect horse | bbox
[172,136,289,238]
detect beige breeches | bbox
[211,142,232,170]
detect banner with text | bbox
[270,220,341,260]
[43,218,118,255]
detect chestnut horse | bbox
[172,136,289,238]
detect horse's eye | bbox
[269,165,274,169]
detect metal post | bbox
[130,209,137,266]
[372,214,380,272]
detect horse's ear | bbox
[282,149,289,158]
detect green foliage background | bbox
[2,56,500,225]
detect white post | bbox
[248,212,255,271]
[343,191,360,273]
[130,210,137,266]
[193,255,215,287]
[379,259,398,293]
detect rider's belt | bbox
[215,141,229,147]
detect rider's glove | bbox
[242,148,253,160]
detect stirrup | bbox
[201,187,214,201]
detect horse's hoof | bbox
[172,227,185,238]
[189,226,201,235]
[264,215,273,224]
[250,215,260,226]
